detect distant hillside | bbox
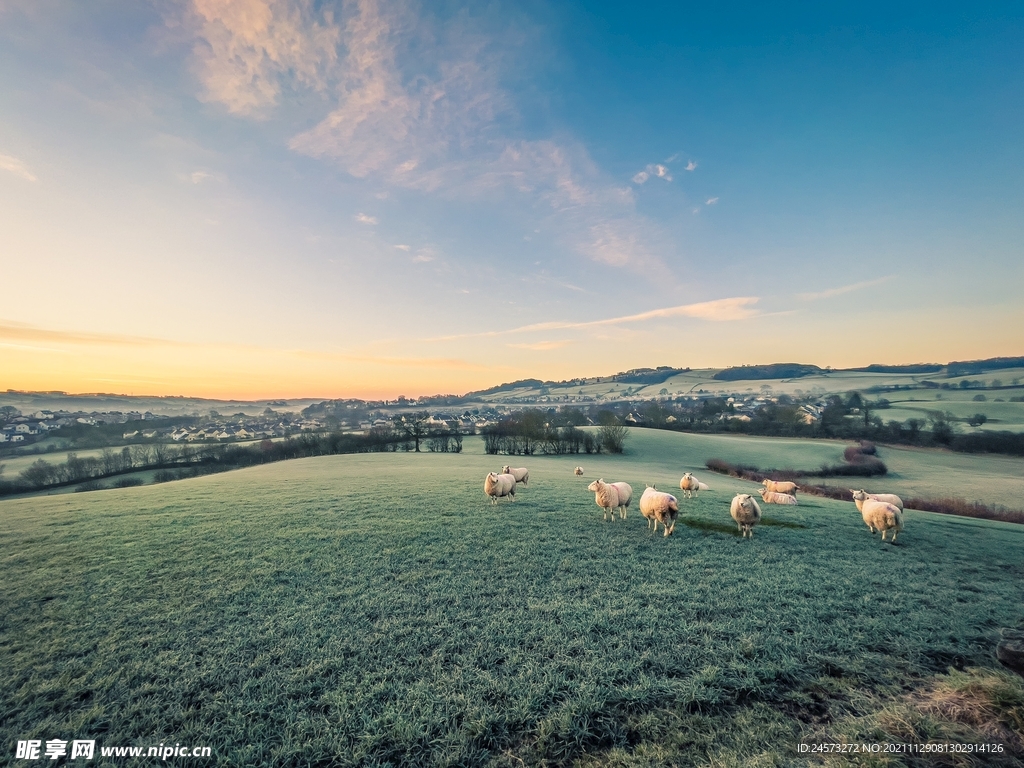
[847,363,943,374]
[713,363,823,381]
[610,367,688,385]
[946,356,1024,378]
[464,379,548,397]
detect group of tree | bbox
[481,411,627,455]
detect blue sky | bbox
[1,1,1022,397]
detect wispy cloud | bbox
[0,320,186,348]
[424,296,761,341]
[354,212,377,224]
[0,153,38,182]
[706,197,718,205]
[507,340,570,351]
[685,160,697,171]
[632,163,672,184]
[0,319,490,372]
[797,275,896,302]
[186,170,225,184]
[184,0,670,274]
[185,0,340,116]
[515,296,760,330]
[394,243,411,251]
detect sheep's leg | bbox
[891,530,899,543]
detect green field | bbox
[3,431,1023,766]
[477,366,1024,408]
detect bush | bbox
[75,481,105,493]
[968,413,988,427]
[112,477,143,488]
[153,470,178,483]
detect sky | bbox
[1,0,1022,399]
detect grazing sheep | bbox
[587,479,633,521]
[762,479,799,495]
[730,494,762,538]
[484,472,516,505]
[609,481,633,519]
[679,472,711,498]
[574,466,584,476]
[851,490,904,542]
[759,488,798,505]
[849,489,904,510]
[640,485,680,536]
[501,466,529,486]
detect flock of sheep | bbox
[485,465,906,543]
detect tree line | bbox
[0,424,465,496]
[481,412,627,455]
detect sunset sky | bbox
[2,1,1022,399]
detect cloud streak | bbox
[0,153,38,182]
[424,296,761,342]
[507,340,570,351]
[797,275,896,301]
[0,320,488,371]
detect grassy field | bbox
[477,367,1024,405]
[2,431,1023,766]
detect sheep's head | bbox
[735,493,753,508]
[761,479,770,487]
[501,466,511,474]
[851,489,868,501]
[587,480,602,492]
[487,472,498,481]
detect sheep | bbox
[587,479,633,521]
[851,490,904,543]
[484,472,516,505]
[679,472,711,498]
[640,485,680,536]
[762,479,799,495]
[574,466,584,476]
[849,489,904,511]
[730,494,762,538]
[758,488,798,505]
[501,466,529,486]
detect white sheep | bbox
[574,466,584,476]
[849,489,904,510]
[758,488,798,505]
[851,490,904,543]
[730,493,762,538]
[587,479,633,521]
[501,466,529,486]
[640,485,680,536]
[762,479,799,495]
[484,472,516,505]
[679,472,711,498]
